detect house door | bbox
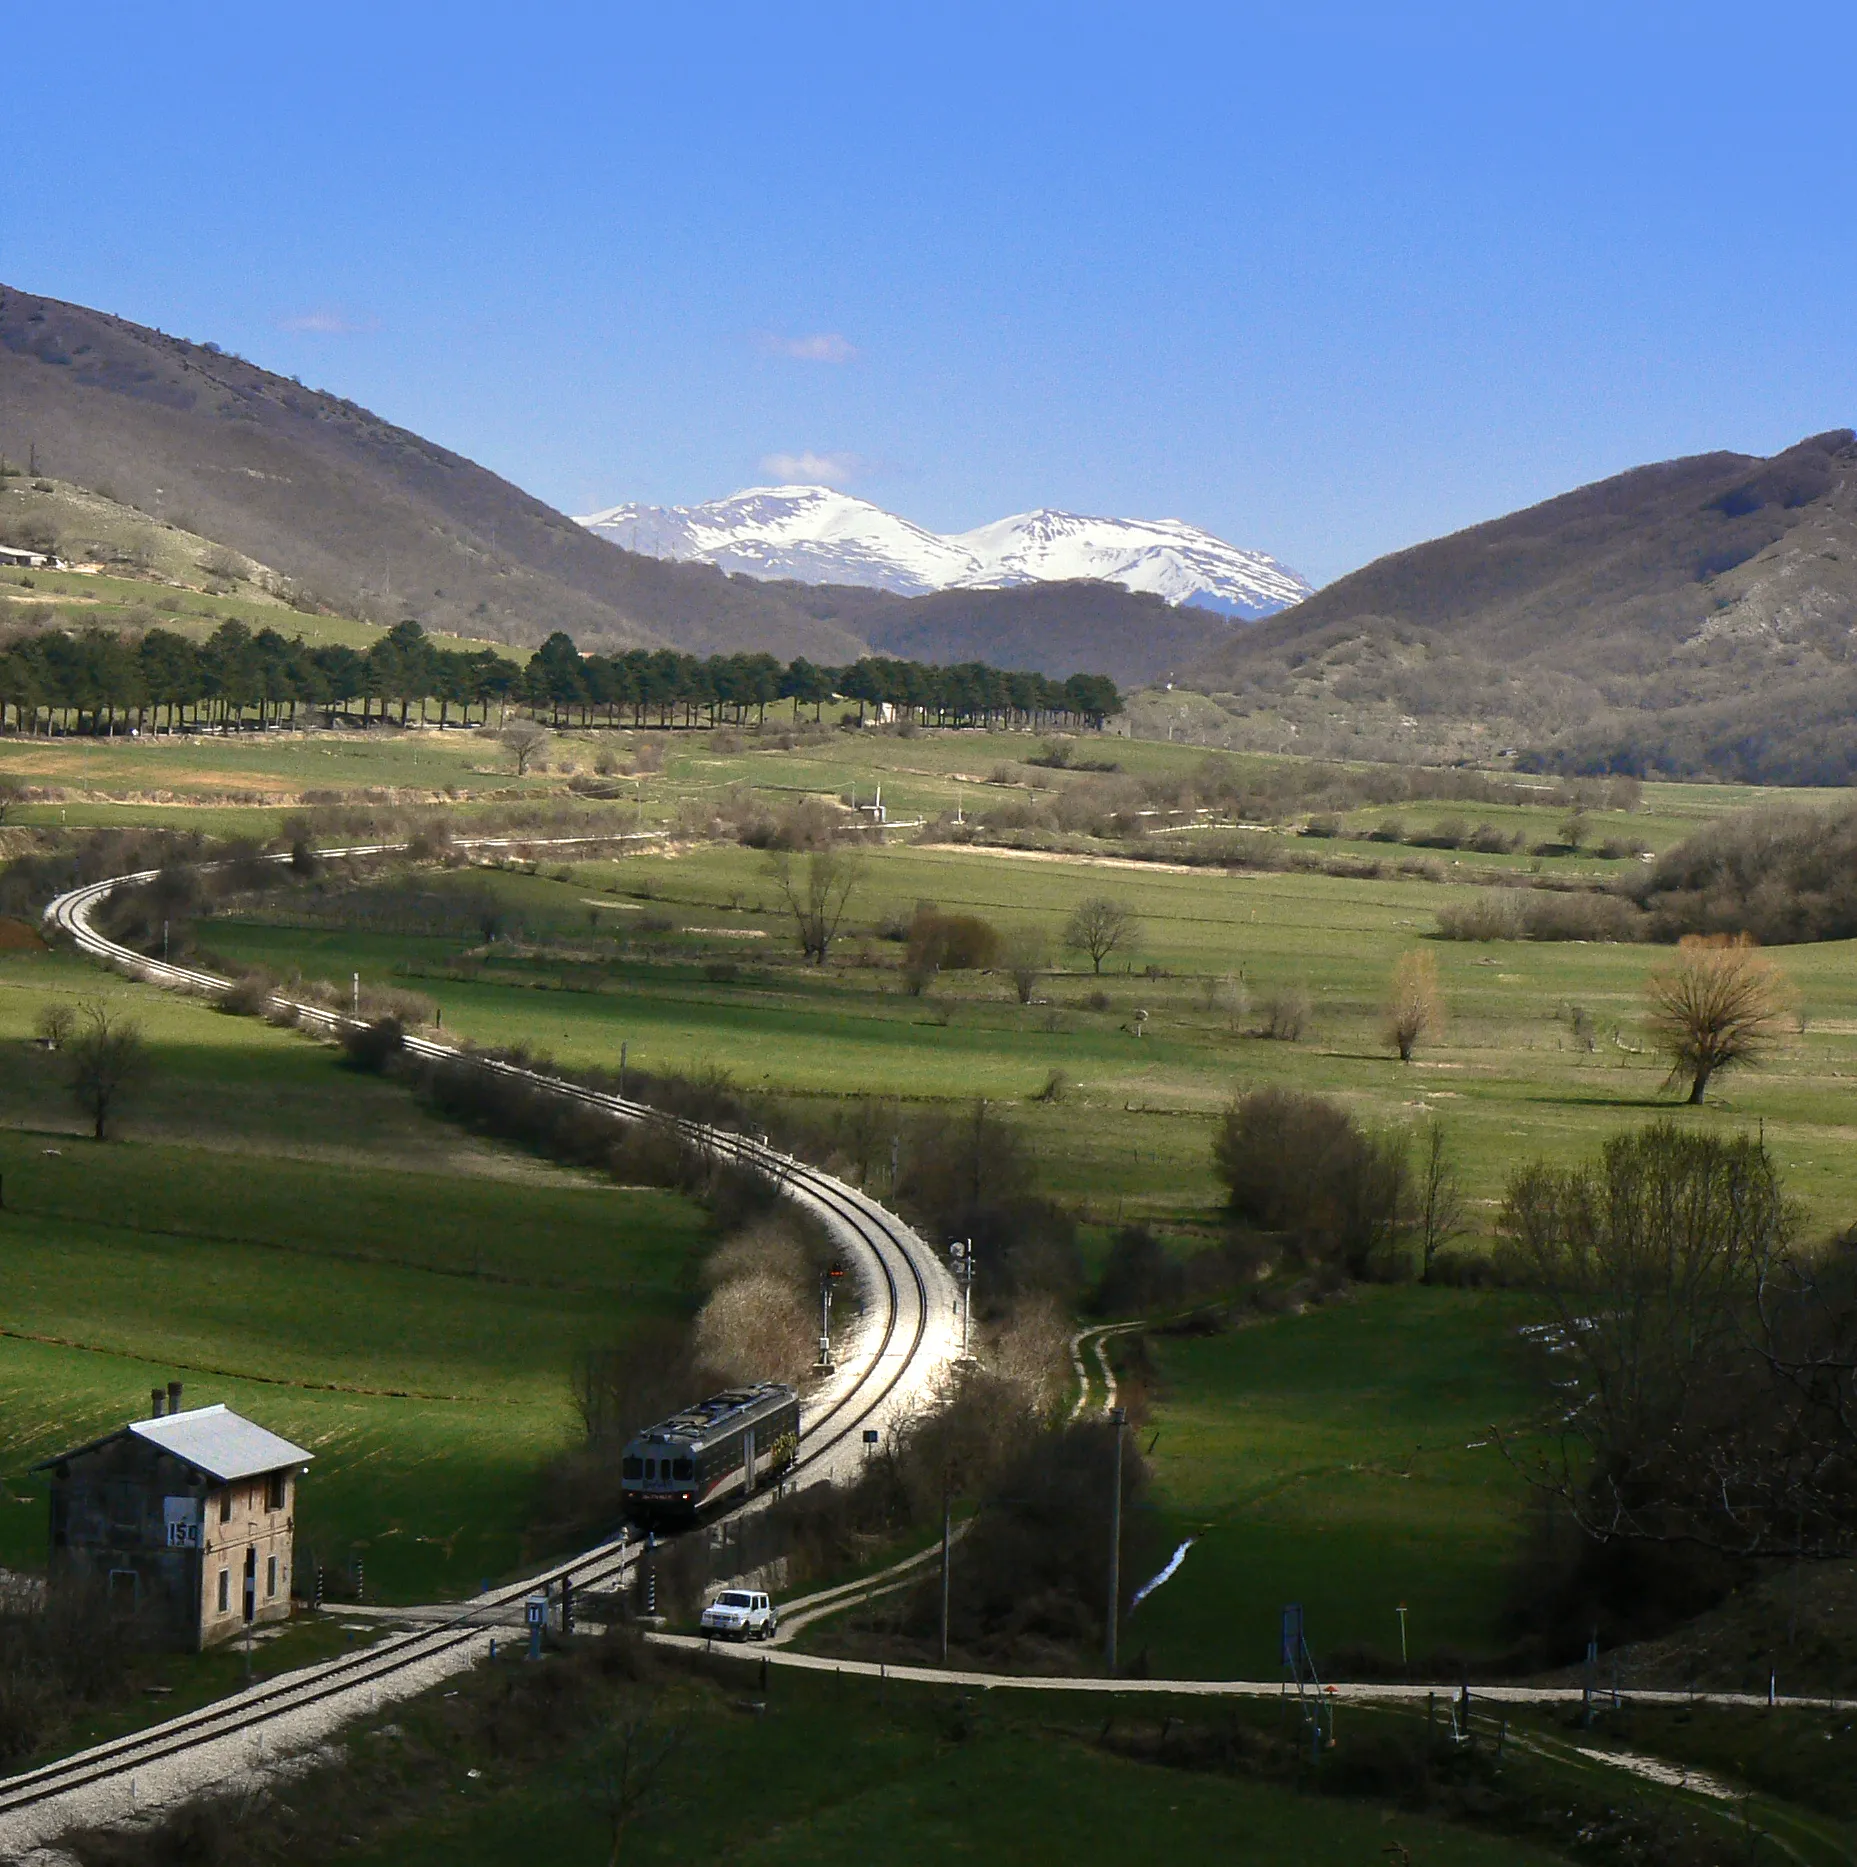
[243,1546,257,1623]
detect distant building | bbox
[0,545,55,569]
[35,1386,311,1650]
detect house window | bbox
[217,1568,229,1613]
[267,1555,278,1598]
[265,1472,287,1512]
[220,1489,233,1524]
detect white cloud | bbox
[755,330,856,363]
[759,450,862,486]
[277,309,380,335]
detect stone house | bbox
[36,1386,311,1650]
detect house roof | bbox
[36,1405,312,1483]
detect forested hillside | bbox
[0,283,1212,684]
[1186,429,1857,782]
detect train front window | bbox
[645,1458,658,1480]
[673,1458,693,1479]
[621,1457,642,1479]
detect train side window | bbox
[622,1457,642,1479]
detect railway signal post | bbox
[949,1240,975,1360]
[816,1265,844,1370]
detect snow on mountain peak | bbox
[576,488,1310,618]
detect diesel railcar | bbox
[620,1383,800,1524]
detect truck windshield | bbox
[717,1592,752,1608]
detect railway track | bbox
[0,841,956,1845]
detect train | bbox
[619,1383,800,1524]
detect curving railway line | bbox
[0,841,957,1850]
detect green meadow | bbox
[0,949,712,1602]
[198,837,1857,1229]
[1127,1289,1544,1679]
[3,720,1854,1693]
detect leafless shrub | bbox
[1254,983,1311,1042]
[1384,950,1444,1061]
[216,970,277,1018]
[33,1002,74,1050]
[1435,892,1524,941]
[692,1272,814,1385]
[1002,926,1051,1003]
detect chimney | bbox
[151,1387,165,1418]
[167,1380,184,1415]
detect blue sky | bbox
[5,1,1856,586]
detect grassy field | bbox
[195,838,1857,1231]
[340,1666,1578,1867]
[0,948,714,1602]
[1127,1289,1544,1679]
[5,725,1855,1679]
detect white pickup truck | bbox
[699,1588,778,1641]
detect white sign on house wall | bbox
[163,1497,202,1548]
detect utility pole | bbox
[939,1484,952,1666]
[1106,1405,1126,1674]
[351,972,360,1017]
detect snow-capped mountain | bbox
[577,486,1311,618]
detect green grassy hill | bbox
[0,949,712,1601]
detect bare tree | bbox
[1384,950,1444,1062]
[1644,934,1789,1104]
[1415,1120,1465,1283]
[769,846,862,964]
[498,720,549,776]
[65,1001,148,1140]
[1063,897,1139,975]
[0,779,25,825]
[592,1703,680,1866]
[1002,926,1051,1004]
[34,1003,74,1051]
[1497,1123,1857,1559]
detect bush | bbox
[1212,1088,1405,1276]
[1435,892,1524,940]
[1093,1225,1186,1316]
[339,1016,403,1072]
[1254,984,1311,1041]
[1638,800,1857,945]
[1518,891,1641,942]
[906,905,1001,973]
